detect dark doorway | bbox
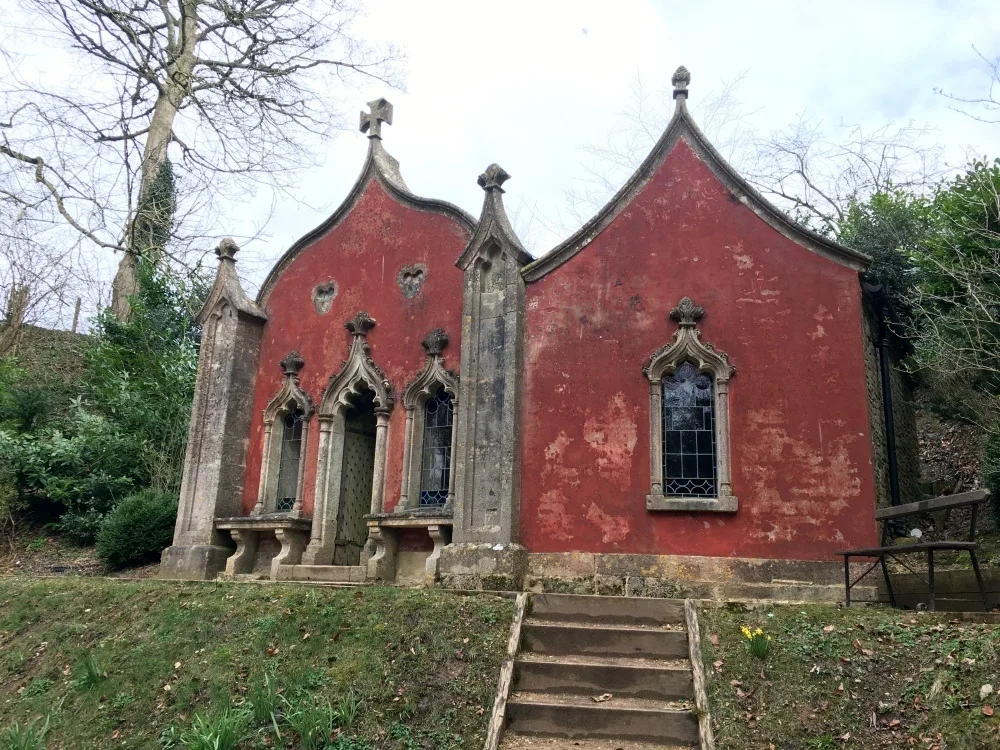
[334,388,377,565]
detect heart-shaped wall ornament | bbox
[397,263,427,299]
[312,280,338,314]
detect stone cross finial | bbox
[672,65,691,101]
[670,296,704,327]
[421,328,449,357]
[216,237,239,262]
[279,350,305,378]
[345,310,376,337]
[478,163,510,192]
[360,98,393,139]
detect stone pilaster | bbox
[449,165,531,547]
[160,239,267,579]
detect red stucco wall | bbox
[242,179,470,516]
[520,138,878,560]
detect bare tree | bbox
[0,232,75,356]
[564,71,944,237]
[564,71,757,228]
[1,0,402,319]
[936,47,1000,125]
[743,116,944,235]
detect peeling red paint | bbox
[586,503,631,545]
[242,180,470,515]
[521,138,878,561]
[582,393,638,491]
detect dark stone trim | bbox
[521,98,870,283]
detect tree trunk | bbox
[109,0,199,320]
[0,283,31,357]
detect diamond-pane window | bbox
[274,408,305,511]
[662,362,717,497]
[419,388,453,506]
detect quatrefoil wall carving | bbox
[312,281,339,314]
[397,264,427,299]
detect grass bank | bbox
[701,604,1000,750]
[0,578,513,749]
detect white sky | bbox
[5,0,1000,309]
[228,0,1000,289]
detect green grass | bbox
[701,604,1000,749]
[0,578,513,749]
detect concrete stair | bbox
[501,594,700,749]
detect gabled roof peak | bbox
[521,65,870,282]
[256,98,476,307]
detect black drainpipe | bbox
[866,283,901,508]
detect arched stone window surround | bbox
[644,297,737,512]
[398,329,459,511]
[254,351,314,517]
[303,311,395,565]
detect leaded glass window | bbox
[274,408,305,511]
[662,362,717,497]
[419,388,453,506]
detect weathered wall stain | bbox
[520,137,878,561]
[586,502,631,544]
[582,393,638,491]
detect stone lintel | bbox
[645,494,738,512]
[215,516,312,532]
[366,510,453,528]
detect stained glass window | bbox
[662,362,717,497]
[419,388,453,506]
[275,408,305,511]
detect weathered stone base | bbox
[274,564,366,583]
[524,552,876,603]
[159,544,233,580]
[439,543,528,591]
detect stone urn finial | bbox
[345,310,376,337]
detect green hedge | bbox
[96,489,177,569]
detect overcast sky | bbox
[5,0,1000,307]
[221,0,1000,289]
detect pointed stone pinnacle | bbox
[672,65,691,100]
[477,163,510,192]
[216,238,239,262]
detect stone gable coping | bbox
[257,99,476,308]
[521,66,871,283]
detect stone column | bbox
[370,410,391,515]
[648,380,663,497]
[302,416,338,565]
[398,410,414,509]
[441,165,531,590]
[160,239,267,580]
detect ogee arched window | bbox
[644,298,736,512]
[399,329,459,511]
[419,388,454,506]
[275,408,306,511]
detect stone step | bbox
[506,692,697,745]
[530,593,686,627]
[276,564,366,583]
[500,733,693,749]
[521,621,688,660]
[515,654,693,701]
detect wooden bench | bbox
[836,489,992,611]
